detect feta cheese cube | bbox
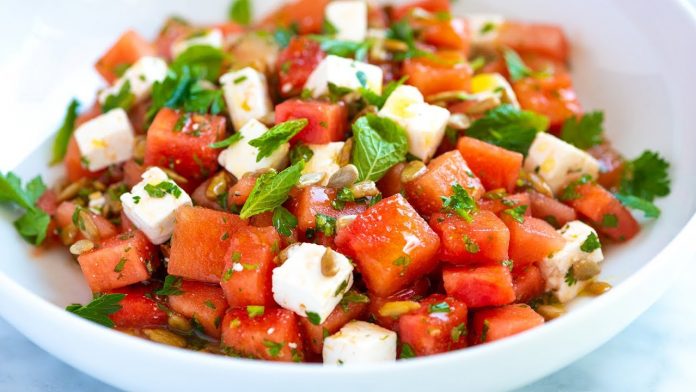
[466,14,505,47]
[120,167,192,245]
[302,142,345,186]
[98,56,168,105]
[304,55,383,99]
[471,73,520,108]
[325,0,368,42]
[220,67,273,130]
[540,220,604,303]
[217,119,289,179]
[272,243,354,324]
[323,321,397,365]
[73,108,135,171]
[524,133,600,195]
[378,85,450,162]
[171,28,224,58]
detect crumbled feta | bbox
[302,142,345,186]
[378,85,450,162]
[471,72,520,108]
[304,55,383,99]
[323,321,397,364]
[98,56,168,105]
[272,243,354,324]
[220,67,273,130]
[73,108,135,172]
[217,119,289,179]
[540,220,604,303]
[325,0,368,42]
[524,133,601,194]
[120,167,192,245]
[466,14,505,47]
[171,29,224,58]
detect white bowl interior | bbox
[0,1,695,391]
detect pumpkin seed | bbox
[57,178,87,202]
[336,215,357,231]
[133,136,147,161]
[59,224,79,245]
[536,304,566,321]
[168,314,193,333]
[400,161,427,183]
[448,113,471,130]
[298,172,326,188]
[206,171,231,200]
[320,249,339,277]
[327,164,359,189]
[69,239,94,255]
[78,209,100,241]
[161,168,188,184]
[142,329,187,348]
[584,281,612,296]
[378,301,421,318]
[338,138,353,166]
[349,180,379,198]
[572,260,601,281]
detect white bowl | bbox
[1,1,695,391]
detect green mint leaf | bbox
[272,206,298,237]
[351,114,408,182]
[360,76,408,109]
[504,48,550,82]
[156,275,184,296]
[619,150,671,202]
[171,45,226,82]
[0,172,50,245]
[65,293,125,328]
[560,111,604,150]
[323,19,338,35]
[183,82,226,114]
[309,36,371,61]
[14,208,51,245]
[50,99,80,165]
[306,311,321,325]
[249,119,308,162]
[229,0,252,25]
[102,80,135,113]
[209,133,243,149]
[240,160,305,219]
[289,143,314,165]
[615,193,661,219]
[466,104,549,155]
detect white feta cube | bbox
[302,142,345,186]
[220,67,273,130]
[378,85,450,162]
[471,72,520,108]
[524,133,600,195]
[272,243,354,324]
[540,220,604,303]
[120,167,192,245]
[325,0,368,42]
[171,28,224,58]
[323,321,397,365]
[217,119,289,179]
[98,56,168,105]
[73,108,135,171]
[466,14,505,47]
[304,55,383,99]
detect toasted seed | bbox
[298,172,326,188]
[536,304,566,321]
[426,90,474,104]
[383,39,409,52]
[133,136,147,161]
[162,168,188,184]
[57,178,87,202]
[69,239,94,255]
[400,161,427,183]
[336,215,357,231]
[142,329,187,348]
[78,210,100,241]
[378,301,421,318]
[338,138,353,166]
[572,260,601,281]
[168,314,193,333]
[518,169,553,197]
[350,181,379,198]
[448,113,471,130]
[321,249,339,277]
[92,181,106,192]
[467,94,501,115]
[584,281,612,296]
[327,164,359,189]
[278,243,301,265]
[59,224,79,245]
[206,171,231,200]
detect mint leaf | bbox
[66,293,125,328]
[615,193,661,219]
[309,36,371,61]
[209,133,243,149]
[240,161,305,219]
[560,111,604,150]
[360,76,408,109]
[503,48,550,82]
[183,82,226,115]
[102,80,135,113]
[249,119,308,162]
[351,115,408,182]
[171,45,226,81]
[272,206,297,237]
[229,0,252,25]
[50,99,80,165]
[156,275,184,296]
[466,104,548,155]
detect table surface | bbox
[2,259,695,391]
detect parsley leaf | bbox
[50,99,80,165]
[272,206,297,237]
[580,232,601,253]
[0,172,50,245]
[143,181,182,198]
[156,275,184,296]
[466,104,548,155]
[619,151,671,202]
[249,119,308,162]
[503,205,528,223]
[560,111,604,150]
[387,20,429,61]
[351,115,409,182]
[240,160,305,219]
[102,80,135,113]
[228,0,252,25]
[615,193,661,219]
[441,184,477,222]
[564,269,577,286]
[503,48,550,82]
[360,76,408,109]
[209,133,243,149]
[65,293,125,328]
[315,214,337,236]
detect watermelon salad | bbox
[0,0,672,364]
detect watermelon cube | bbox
[398,294,468,356]
[457,137,523,193]
[167,280,229,338]
[442,265,516,308]
[501,214,565,268]
[108,285,168,329]
[469,304,544,345]
[275,99,348,144]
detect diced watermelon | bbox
[469,304,544,345]
[588,142,626,190]
[402,51,472,97]
[563,182,639,241]
[144,108,226,184]
[258,0,330,34]
[399,294,468,356]
[300,298,368,355]
[443,265,516,308]
[391,0,450,20]
[64,136,105,182]
[457,137,523,193]
[168,206,247,283]
[288,186,368,235]
[36,190,58,215]
[95,30,156,84]
[275,100,348,144]
[55,201,119,242]
[478,193,531,216]
[168,280,228,339]
[377,162,406,198]
[276,37,325,98]
[191,178,225,211]
[335,194,440,296]
[228,172,259,207]
[527,190,577,228]
[498,22,569,63]
[154,17,193,60]
[123,159,146,188]
[512,263,546,303]
[421,18,471,53]
[501,214,565,268]
[429,210,509,265]
[77,230,159,293]
[368,278,431,331]
[109,284,168,329]
[221,308,304,362]
[404,151,484,216]
[512,67,581,129]
[221,226,280,307]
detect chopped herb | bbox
[428,302,451,314]
[309,36,371,61]
[356,70,368,87]
[272,206,298,237]
[247,305,265,318]
[114,258,127,273]
[65,293,125,328]
[601,213,618,228]
[233,75,248,84]
[463,235,480,253]
[249,119,308,161]
[323,18,338,35]
[359,76,408,109]
[315,214,337,236]
[210,133,243,149]
[580,232,601,253]
[132,195,141,204]
[400,342,416,359]
[144,181,182,198]
[502,259,514,271]
[451,323,467,343]
[0,172,50,245]
[289,143,314,165]
[469,56,486,72]
[615,193,661,219]
[481,320,490,343]
[466,104,548,156]
[441,184,477,222]
[262,340,283,358]
[50,99,80,165]
[560,111,604,150]
[558,174,593,201]
[351,115,409,182]
[228,0,252,25]
[564,269,577,286]
[102,80,135,113]
[156,275,184,296]
[480,22,496,34]
[339,291,370,310]
[240,161,305,219]
[204,300,217,309]
[222,268,234,282]
[393,255,411,276]
[503,205,528,223]
[291,347,303,363]
[619,150,671,202]
[503,48,550,82]
[306,311,321,325]
[334,278,349,297]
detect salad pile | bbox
[0,0,672,364]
